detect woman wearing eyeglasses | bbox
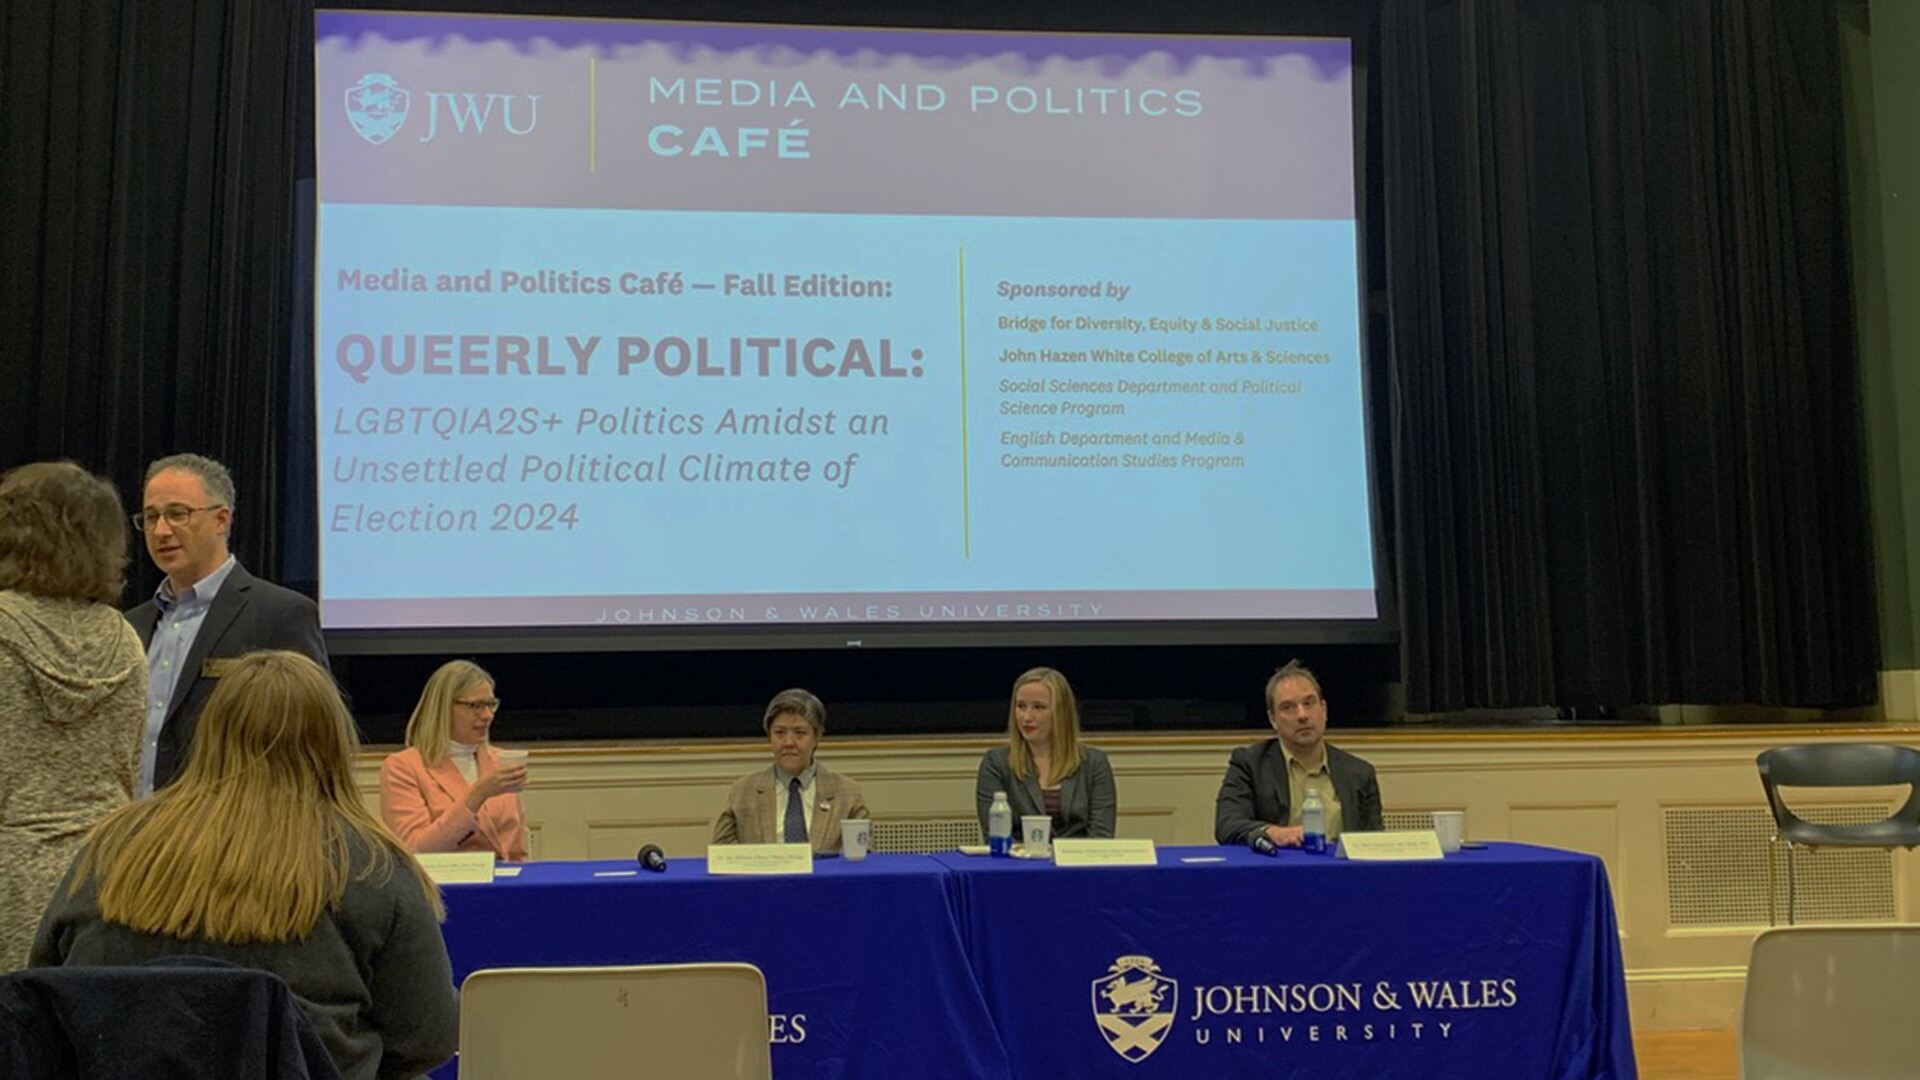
[379,660,529,862]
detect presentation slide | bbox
[314,13,1375,631]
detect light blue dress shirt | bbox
[137,555,237,795]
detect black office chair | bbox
[1756,744,1920,925]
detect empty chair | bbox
[1755,744,1920,924]
[1741,925,1920,1079]
[457,963,770,1080]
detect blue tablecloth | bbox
[930,843,1635,1080]
[435,854,1011,1079]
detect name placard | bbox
[1052,839,1158,867]
[1337,830,1446,861]
[416,851,498,884]
[708,843,814,875]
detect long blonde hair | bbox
[79,651,443,942]
[404,659,495,766]
[1006,667,1084,784]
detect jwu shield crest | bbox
[1091,955,1178,1063]
[345,73,409,144]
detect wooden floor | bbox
[1634,1030,1737,1079]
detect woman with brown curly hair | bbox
[0,461,146,971]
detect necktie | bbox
[784,776,808,844]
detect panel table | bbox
[931,843,1634,1079]
[435,854,1011,1079]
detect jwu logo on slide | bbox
[344,72,540,146]
[1092,955,1179,1063]
[344,73,409,144]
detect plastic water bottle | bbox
[988,791,1013,857]
[1301,788,1326,854]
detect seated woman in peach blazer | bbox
[379,660,529,862]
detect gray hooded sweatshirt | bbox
[0,589,146,970]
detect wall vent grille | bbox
[1664,805,1896,926]
[1383,809,1438,832]
[873,817,981,853]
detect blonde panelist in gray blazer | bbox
[975,667,1116,840]
[713,688,870,855]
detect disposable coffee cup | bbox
[841,819,872,861]
[494,748,528,769]
[1021,815,1053,854]
[1432,811,1465,854]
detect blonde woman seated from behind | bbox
[31,650,458,1080]
[380,659,529,862]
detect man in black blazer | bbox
[1214,660,1382,847]
[125,454,329,792]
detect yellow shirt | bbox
[1283,747,1345,838]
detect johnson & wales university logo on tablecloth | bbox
[1092,955,1179,1063]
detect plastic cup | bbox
[494,747,529,769]
[841,819,871,861]
[1021,815,1053,854]
[1432,810,1465,854]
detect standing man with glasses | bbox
[124,453,329,793]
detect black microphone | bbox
[636,844,668,872]
[1247,832,1279,856]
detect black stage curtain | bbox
[1382,0,1879,711]
[0,0,314,600]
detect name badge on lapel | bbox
[201,658,241,678]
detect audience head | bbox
[1006,667,1084,781]
[0,460,130,605]
[173,649,363,797]
[139,452,235,590]
[406,659,499,759]
[80,650,441,942]
[1265,659,1328,757]
[763,688,825,775]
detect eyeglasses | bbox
[132,504,226,532]
[455,697,502,713]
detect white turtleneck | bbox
[447,740,481,784]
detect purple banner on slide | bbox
[323,589,1378,629]
[316,12,1353,218]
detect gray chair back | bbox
[1742,925,1920,1079]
